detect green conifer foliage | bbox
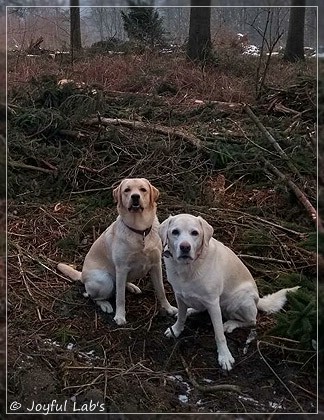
[121,1,166,48]
[270,290,316,350]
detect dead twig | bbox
[256,340,304,412]
[244,104,300,176]
[289,381,323,401]
[264,159,320,231]
[9,160,56,174]
[58,129,86,139]
[209,207,306,237]
[257,339,315,354]
[179,353,241,394]
[193,99,243,112]
[83,117,202,149]
[10,242,73,283]
[238,254,292,265]
[165,331,241,393]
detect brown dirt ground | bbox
[7,192,317,415]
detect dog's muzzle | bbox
[128,194,143,212]
[178,241,193,261]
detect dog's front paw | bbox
[218,351,235,371]
[114,315,127,325]
[163,305,178,316]
[164,324,181,338]
[126,282,142,294]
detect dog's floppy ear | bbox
[113,180,124,204]
[198,216,214,248]
[159,216,172,246]
[149,183,160,207]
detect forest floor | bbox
[6,48,318,416]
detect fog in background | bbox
[5,2,318,52]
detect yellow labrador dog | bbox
[57,178,177,325]
[159,213,299,371]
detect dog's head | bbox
[159,214,214,264]
[113,178,159,214]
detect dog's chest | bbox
[168,272,209,310]
[176,291,207,311]
[126,247,159,280]
[166,261,220,310]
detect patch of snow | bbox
[44,338,60,347]
[243,45,260,56]
[269,401,283,409]
[167,374,192,404]
[179,394,189,404]
[238,395,266,411]
[243,329,257,355]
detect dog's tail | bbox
[257,286,300,314]
[57,263,82,281]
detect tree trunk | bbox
[283,0,306,62]
[187,0,212,63]
[70,0,82,57]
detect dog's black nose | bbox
[131,193,140,202]
[180,242,191,253]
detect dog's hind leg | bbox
[95,299,114,313]
[83,270,115,314]
[222,293,258,333]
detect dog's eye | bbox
[171,229,179,236]
[140,187,147,192]
[191,230,199,236]
[124,187,131,193]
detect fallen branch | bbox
[165,333,241,393]
[257,341,304,412]
[58,129,86,139]
[9,160,56,174]
[244,105,299,175]
[179,353,241,394]
[9,241,73,284]
[208,207,306,237]
[264,159,321,231]
[193,99,243,112]
[238,254,292,265]
[83,116,202,149]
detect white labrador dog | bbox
[159,213,299,371]
[57,178,177,325]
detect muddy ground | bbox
[6,50,318,415]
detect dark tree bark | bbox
[187,0,212,63]
[283,0,306,62]
[70,0,82,57]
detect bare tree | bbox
[187,0,212,63]
[70,0,82,56]
[283,0,306,62]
